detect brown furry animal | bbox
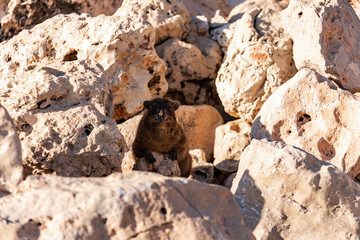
[133,98,192,177]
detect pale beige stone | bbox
[189,149,215,183]
[0,5,168,121]
[0,60,126,177]
[227,0,288,22]
[0,104,22,192]
[252,68,360,180]
[0,172,255,240]
[214,119,251,173]
[231,139,360,240]
[180,0,231,20]
[177,105,223,162]
[118,0,190,44]
[350,0,360,18]
[0,0,124,41]
[216,8,297,121]
[156,38,221,91]
[282,0,360,92]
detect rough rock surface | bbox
[189,149,215,183]
[0,104,22,192]
[227,0,288,23]
[156,38,220,91]
[0,60,126,177]
[351,0,360,17]
[0,2,178,121]
[216,8,297,121]
[118,0,190,44]
[0,172,255,240]
[214,119,251,173]
[0,0,124,41]
[231,139,360,240]
[252,68,360,180]
[180,0,231,20]
[177,105,223,162]
[282,0,360,92]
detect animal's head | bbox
[143,98,180,124]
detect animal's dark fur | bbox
[133,98,192,177]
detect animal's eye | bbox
[168,107,172,112]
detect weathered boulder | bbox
[156,37,221,104]
[227,0,288,23]
[215,8,297,121]
[177,105,223,162]
[180,0,231,20]
[231,139,360,240]
[0,1,177,121]
[351,0,360,18]
[282,0,360,92]
[189,149,215,183]
[0,104,22,192]
[0,60,126,177]
[0,172,255,240]
[118,0,190,44]
[252,68,360,180]
[214,119,251,173]
[0,0,124,41]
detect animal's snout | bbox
[155,110,168,122]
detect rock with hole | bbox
[282,0,360,92]
[0,60,126,177]
[231,139,360,239]
[215,8,297,122]
[0,172,255,239]
[252,68,360,180]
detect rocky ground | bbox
[1,0,360,239]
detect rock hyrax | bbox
[133,98,192,177]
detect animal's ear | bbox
[143,100,151,109]
[172,100,180,110]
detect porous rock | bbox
[214,119,251,173]
[0,60,126,177]
[0,172,255,240]
[177,105,223,162]
[215,8,297,121]
[0,104,22,192]
[118,0,190,44]
[0,0,124,41]
[231,139,360,240]
[0,3,170,121]
[282,0,360,92]
[156,37,221,91]
[252,68,360,180]
[227,0,288,23]
[189,149,215,183]
[180,0,231,20]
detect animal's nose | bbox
[158,110,164,118]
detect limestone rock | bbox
[223,172,236,189]
[282,0,360,92]
[350,0,360,18]
[231,139,360,240]
[214,119,251,173]
[189,149,215,183]
[0,60,126,177]
[215,8,297,121]
[0,7,168,121]
[0,172,255,240]
[180,0,231,20]
[0,104,22,192]
[156,37,221,103]
[177,105,223,162]
[117,113,143,173]
[118,0,190,44]
[227,0,288,23]
[0,0,124,41]
[252,68,360,180]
